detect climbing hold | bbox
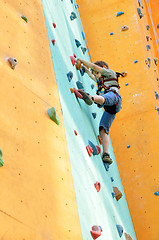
[74,130,78,136]
[116,11,124,17]
[90,225,102,240]
[155,106,159,114]
[81,46,87,54]
[96,145,101,155]
[124,232,133,240]
[70,12,77,21]
[75,3,79,8]
[70,88,83,98]
[86,145,93,157]
[121,71,127,77]
[97,135,102,145]
[157,24,159,28]
[138,0,141,6]
[70,56,76,66]
[127,145,131,148]
[110,32,114,35]
[76,59,81,70]
[113,187,123,201]
[75,39,81,47]
[146,25,150,30]
[76,81,84,90]
[154,58,158,65]
[82,31,86,40]
[52,22,56,28]
[155,91,159,99]
[47,107,60,125]
[91,84,95,89]
[103,162,109,171]
[70,0,73,3]
[134,60,138,63]
[125,83,129,86]
[92,113,97,119]
[121,25,129,31]
[116,224,124,238]
[21,15,28,22]
[146,45,151,51]
[154,191,159,196]
[110,177,114,182]
[0,149,4,167]
[51,39,55,45]
[146,36,149,41]
[137,8,143,18]
[88,140,98,156]
[94,181,101,192]
[80,66,85,76]
[112,192,115,198]
[147,57,151,68]
[66,71,73,82]
[8,57,17,69]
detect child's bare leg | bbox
[100,128,109,154]
[91,95,105,105]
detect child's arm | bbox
[78,58,104,74]
[84,66,96,82]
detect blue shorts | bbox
[99,91,122,134]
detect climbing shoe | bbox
[102,152,113,165]
[77,89,93,105]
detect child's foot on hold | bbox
[77,89,93,105]
[102,152,113,165]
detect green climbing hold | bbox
[21,15,28,23]
[0,149,4,167]
[47,107,60,125]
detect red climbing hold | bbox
[90,225,102,239]
[74,130,78,135]
[73,53,76,58]
[52,22,56,28]
[94,181,101,192]
[97,135,102,145]
[96,145,101,155]
[51,39,55,45]
[86,145,93,157]
[70,56,76,66]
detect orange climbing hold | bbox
[70,88,83,98]
[94,181,101,192]
[90,225,102,239]
[76,59,81,70]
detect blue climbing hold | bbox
[91,84,95,89]
[70,12,77,21]
[155,91,159,99]
[75,3,79,8]
[92,113,97,119]
[110,32,114,35]
[81,46,87,54]
[80,66,85,76]
[111,177,114,182]
[88,140,98,155]
[125,83,129,86]
[116,224,123,237]
[137,8,143,19]
[134,60,138,63]
[127,145,131,148]
[82,31,86,40]
[146,45,151,51]
[154,191,159,196]
[76,81,84,90]
[66,71,73,82]
[75,39,81,47]
[103,162,109,171]
[116,11,124,17]
[112,192,115,198]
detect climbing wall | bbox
[42,0,136,239]
[0,0,82,239]
[77,0,159,239]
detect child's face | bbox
[91,70,102,79]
